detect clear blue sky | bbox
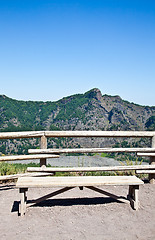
[0,0,155,106]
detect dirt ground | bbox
[0,182,155,240]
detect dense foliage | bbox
[0,88,154,155]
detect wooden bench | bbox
[16,175,144,216]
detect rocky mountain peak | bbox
[0,95,7,99]
[84,88,102,101]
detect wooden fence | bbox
[0,131,155,183]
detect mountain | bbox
[0,88,155,132]
[0,88,155,154]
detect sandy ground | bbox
[0,182,155,240]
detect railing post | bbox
[149,135,155,184]
[40,135,47,167]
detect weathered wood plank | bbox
[128,185,139,210]
[27,165,155,173]
[137,153,155,157]
[149,135,155,184]
[0,131,44,139]
[0,172,54,181]
[86,186,129,204]
[19,188,27,216]
[28,147,155,154]
[40,135,48,167]
[27,187,74,208]
[136,170,155,174]
[44,131,155,138]
[0,154,59,162]
[16,176,144,188]
[0,130,154,140]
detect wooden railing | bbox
[0,131,155,183]
[0,130,154,139]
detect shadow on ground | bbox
[12,197,122,214]
[0,184,15,191]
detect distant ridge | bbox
[0,88,155,132]
[0,88,155,154]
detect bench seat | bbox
[16,175,143,188]
[16,176,144,216]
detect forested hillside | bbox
[0,88,155,154]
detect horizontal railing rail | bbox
[0,131,45,139]
[0,131,155,183]
[28,147,155,154]
[0,130,155,139]
[44,131,155,138]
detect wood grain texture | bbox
[28,147,155,154]
[0,131,44,139]
[0,131,155,139]
[44,131,155,138]
[0,172,54,181]
[27,165,155,173]
[0,154,59,161]
[16,176,144,188]
[40,135,48,167]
